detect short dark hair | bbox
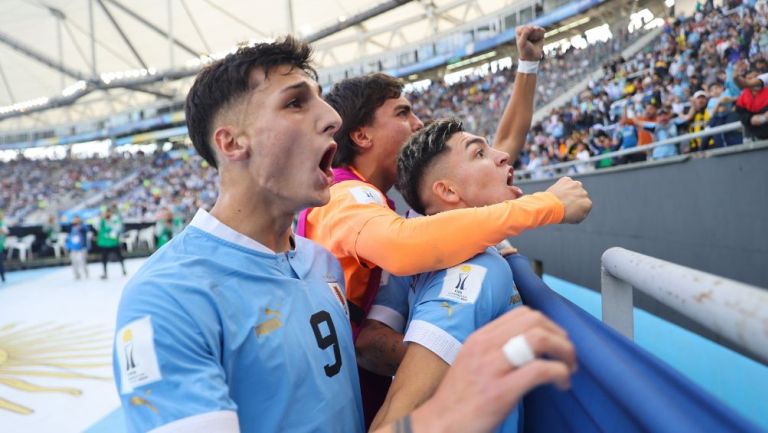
[397,119,463,215]
[185,36,316,169]
[324,73,403,167]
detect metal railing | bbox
[516,121,744,180]
[600,247,768,365]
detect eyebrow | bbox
[393,103,411,113]
[464,137,486,150]
[280,81,322,96]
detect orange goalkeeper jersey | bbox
[301,166,564,326]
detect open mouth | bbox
[319,143,336,177]
[506,168,514,186]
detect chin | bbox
[306,192,331,209]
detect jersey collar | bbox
[189,208,293,255]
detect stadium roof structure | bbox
[0,0,515,132]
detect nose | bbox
[410,113,424,132]
[320,100,342,136]
[492,148,509,166]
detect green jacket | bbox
[155,220,172,248]
[97,217,121,248]
[0,220,6,252]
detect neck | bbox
[210,173,294,253]
[425,200,463,216]
[347,157,394,192]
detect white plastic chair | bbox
[5,236,18,259]
[8,234,35,262]
[120,229,139,253]
[52,232,69,258]
[137,226,156,250]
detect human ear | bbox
[431,179,461,205]
[213,126,250,163]
[350,127,373,150]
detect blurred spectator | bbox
[639,107,681,159]
[679,90,715,152]
[593,129,618,169]
[573,142,594,173]
[154,209,174,248]
[0,211,6,283]
[97,207,126,279]
[42,214,61,256]
[66,215,90,280]
[734,60,768,138]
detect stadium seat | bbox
[4,236,17,259]
[137,226,156,251]
[51,232,68,258]
[120,229,139,253]
[7,234,35,262]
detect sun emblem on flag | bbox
[0,322,112,415]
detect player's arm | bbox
[360,176,590,276]
[493,25,545,161]
[114,284,237,433]
[370,343,449,430]
[356,319,406,376]
[734,65,767,90]
[371,258,510,429]
[356,273,410,375]
[327,179,588,276]
[371,307,577,433]
[376,307,576,433]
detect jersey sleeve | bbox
[367,272,410,333]
[312,180,564,277]
[404,256,515,365]
[113,282,237,433]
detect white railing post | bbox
[600,247,768,365]
[601,266,634,339]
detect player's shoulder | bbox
[425,248,512,302]
[294,235,343,273]
[117,230,222,322]
[448,247,511,280]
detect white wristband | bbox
[517,60,540,75]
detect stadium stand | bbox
[0,154,152,225]
[515,3,765,175]
[408,26,644,141]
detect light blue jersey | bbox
[404,248,523,433]
[113,209,363,433]
[366,271,411,333]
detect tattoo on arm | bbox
[371,322,402,372]
[394,415,413,433]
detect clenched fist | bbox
[546,177,592,224]
[516,24,546,61]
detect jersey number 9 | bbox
[309,311,342,377]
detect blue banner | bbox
[505,254,763,433]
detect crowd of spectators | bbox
[515,2,767,178]
[408,2,768,179]
[105,150,217,225]
[0,154,150,225]
[409,26,644,142]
